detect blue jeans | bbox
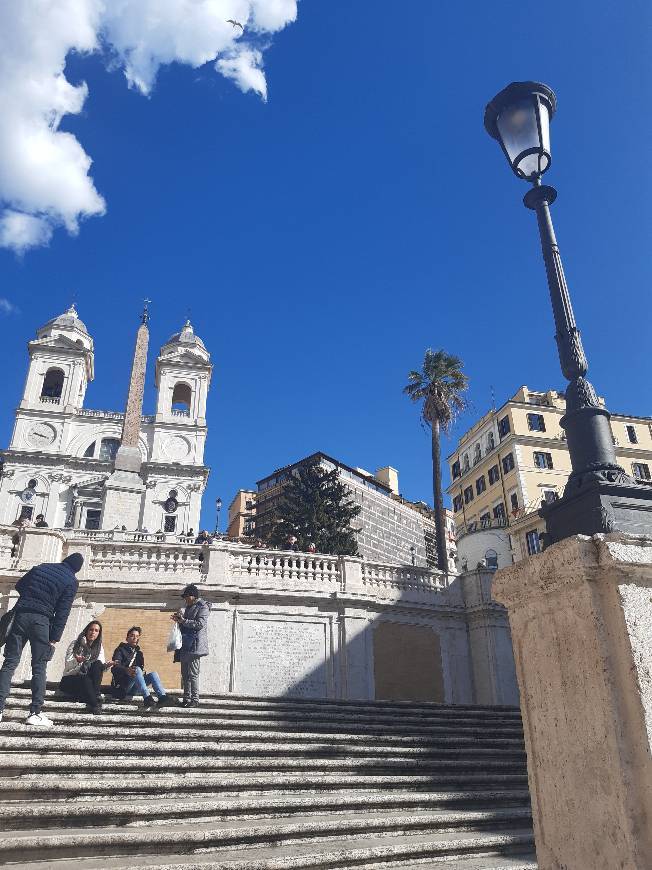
[0,611,54,715]
[122,667,166,700]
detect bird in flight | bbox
[227,19,244,32]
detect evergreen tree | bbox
[267,462,361,555]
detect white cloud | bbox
[0,297,19,315]
[0,0,298,253]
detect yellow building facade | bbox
[447,386,652,563]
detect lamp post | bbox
[214,497,222,537]
[484,82,652,543]
[410,545,416,566]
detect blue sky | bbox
[1,0,651,528]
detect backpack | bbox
[0,607,16,649]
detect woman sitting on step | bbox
[59,620,114,715]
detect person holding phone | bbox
[59,620,114,714]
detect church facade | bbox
[0,306,212,535]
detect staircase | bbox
[0,688,537,869]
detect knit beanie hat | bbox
[63,553,84,574]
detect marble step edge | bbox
[0,773,530,799]
[0,809,534,860]
[0,789,532,825]
[15,686,523,715]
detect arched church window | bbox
[171,383,191,415]
[41,368,64,399]
[485,548,498,570]
[99,438,120,461]
[83,442,96,458]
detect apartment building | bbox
[446,386,652,563]
[227,489,256,538]
[254,452,454,569]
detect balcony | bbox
[456,516,507,540]
[39,396,60,405]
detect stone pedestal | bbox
[493,533,652,870]
[18,528,65,568]
[100,471,145,531]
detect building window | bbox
[476,475,486,495]
[488,464,500,485]
[164,515,177,533]
[487,432,495,451]
[633,462,651,481]
[485,549,498,569]
[626,425,638,444]
[473,444,482,464]
[84,509,101,530]
[526,529,542,556]
[462,454,470,473]
[171,382,192,415]
[83,442,96,458]
[542,489,559,504]
[498,415,510,439]
[18,505,34,521]
[99,438,120,461]
[502,453,515,474]
[510,492,519,512]
[463,486,474,505]
[534,451,553,469]
[527,413,546,432]
[41,367,64,399]
[453,494,463,512]
[451,460,461,480]
[480,512,491,527]
[493,503,505,521]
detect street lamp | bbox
[214,497,222,536]
[410,545,416,566]
[484,81,652,543]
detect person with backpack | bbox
[59,620,114,714]
[0,552,82,727]
[171,584,209,708]
[111,626,176,710]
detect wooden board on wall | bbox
[373,621,443,702]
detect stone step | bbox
[0,750,527,775]
[0,788,531,829]
[27,685,523,718]
[0,830,536,869]
[0,707,525,739]
[0,808,534,863]
[0,772,530,801]
[0,722,525,751]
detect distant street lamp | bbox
[484,82,652,543]
[214,497,222,536]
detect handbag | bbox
[167,623,183,653]
[0,607,16,649]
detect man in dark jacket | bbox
[172,584,209,708]
[111,626,175,709]
[0,552,82,727]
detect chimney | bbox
[375,466,399,495]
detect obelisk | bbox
[100,302,150,530]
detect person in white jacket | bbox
[58,621,114,714]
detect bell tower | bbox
[154,321,212,428]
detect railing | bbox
[39,396,60,405]
[361,562,448,596]
[171,409,190,418]
[88,540,206,577]
[76,409,155,423]
[230,548,341,588]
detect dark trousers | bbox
[0,611,53,715]
[60,660,104,708]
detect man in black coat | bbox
[0,552,82,727]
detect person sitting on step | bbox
[59,620,114,714]
[111,626,176,710]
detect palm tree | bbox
[403,349,469,573]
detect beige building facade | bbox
[227,489,256,538]
[447,386,652,564]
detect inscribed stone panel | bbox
[238,617,329,698]
[373,621,443,702]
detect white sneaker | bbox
[25,712,53,728]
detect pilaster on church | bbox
[0,304,211,535]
